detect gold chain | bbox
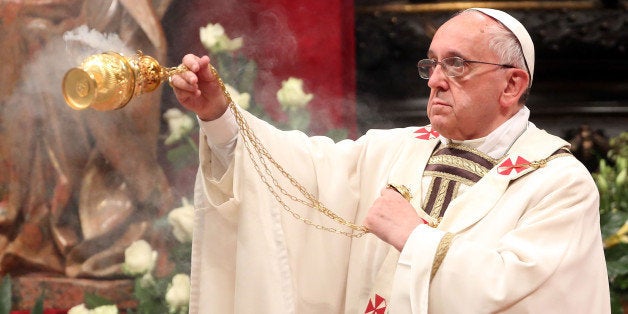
[165,64,189,78]
[208,65,369,238]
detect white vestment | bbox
[189,109,610,313]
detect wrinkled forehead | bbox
[428,12,500,58]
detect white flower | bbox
[199,23,225,50]
[91,305,119,314]
[225,84,251,110]
[199,22,243,53]
[214,35,243,53]
[68,304,90,314]
[276,77,313,111]
[165,273,191,314]
[168,198,195,243]
[163,108,194,145]
[122,240,157,276]
[68,304,118,314]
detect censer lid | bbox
[62,67,97,110]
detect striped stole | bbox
[422,144,499,222]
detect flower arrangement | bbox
[60,197,194,314]
[592,131,628,313]
[196,22,347,140]
[162,21,341,186]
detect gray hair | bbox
[486,22,530,103]
[485,24,526,70]
[461,9,531,103]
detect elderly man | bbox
[172,8,610,313]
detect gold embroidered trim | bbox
[423,170,476,187]
[438,143,500,164]
[430,232,455,282]
[422,179,437,214]
[428,155,492,178]
[422,144,498,220]
[425,217,441,228]
[431,182,449,218]
[528,148,572,170]
[386,183,413,201]
[499,147,573,175]
[428,180,460,220]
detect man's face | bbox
[425,12,511,140]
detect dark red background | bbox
[164,0,357,136]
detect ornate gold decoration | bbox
[429,155,492,178]
[422,144,498,224]
[430,232,455,282]
[386,183,413,201]
[62,51,186,111]
[530,149,572,168]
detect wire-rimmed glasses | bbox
[417,57,515,79]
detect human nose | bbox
[427,62,449,89]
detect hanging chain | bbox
[207,64,369,238]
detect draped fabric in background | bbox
[163,0,357,136]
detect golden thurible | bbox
[62,51,185,111]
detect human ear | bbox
[500,68,529,106]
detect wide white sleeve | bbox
[190,108,412,313]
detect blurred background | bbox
[0,0,626,312]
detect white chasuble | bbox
[189,110,610,314]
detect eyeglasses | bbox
[417,57,515,79]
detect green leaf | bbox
[133,278,169,314]
[236,59,258,93]
[287,110,310,132]
[84,293,115,308]
[325,128,349,142]
[166,144,198,169]
[169,243,192,275]
[30,291,44,314]
[600,211,628,239]
[0,276,11,314]
[606,243,628,261]
[607,251,628,297]
[609,290,623,314]
[607,255,628,278]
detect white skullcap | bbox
[468,8,535,87]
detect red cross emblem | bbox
[364,294,387,314]
[414,126,439,140]
[498,156,531,175]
